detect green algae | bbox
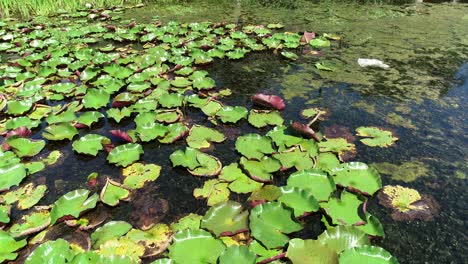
[372,160,429,182]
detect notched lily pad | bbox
[356,126,398,147]
[200,200,249,236]
[122,163,162,189]
[50,189,98,225]
[235,134,275,160]
[186,125,225,149]
[72,134,110,156]
[330,162,382,195]
[1,183,47,210]
[9,209,51,237]
[193,179,229,206]
[248,110,284,128]
[168,229,226,263]
[100,178,130,206]
[107,143,144,167]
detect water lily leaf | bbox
[45,110,77,124]
[186,125,225,149]
[188,152,223,177]
[135,122,168,142]
[249,240,282,262]
[249,201,302,249]
[159,93,184,108]
[219,163,263,194]
[215,106,248,123]
[50,189,99,225]
[193,75,216,90]
[70,251,136,264]
[226,48,248,59]
[170,213,202,232]
[318,138,356,158]
[0,163,27,191]
[317,226,370,254]
[6,136,45,158]
[252,93,285,111]
[151,259,173,264]
[122,163,161,189]
[48,82,76,94]
[76,111,104,127]
[278,186,319,217]
[267,126,302,151]
[219,245,256,264]
[201,201,249,236]
[286,238,338,264]
[316,152,340,172]
[310,37,331,48]
[0,230,27,262]
[240,156,281,183]
[159,123,189,144]
[315,61,335,71]
[170,148,201,170]
[100,178,130,206]
[248,110,284,128]
[42,123,78,140]
[330,162,382,195]
[193,179,229,206]
[355,212,385,237]
[124,223,172,257]
[42,150,62,165]
[273,147,314,171]
[127,82,151,93]
[168,229,226,264]
[201,100,223,116]
[2,183,47,210]
[5,116,41,130]
[107,143,144,167]
[25,161,45,175]
[25,239,74,264]
[91,221,132,249]
[7,100,33,115]
[112,93,137,108]
[155,110,181,123]
[72,134,110,156]
[0,205,10,224]
[98,238,145,261]
[80,67,100,81]
[321,191,364,225]
[171,77,192,88]
[82,88,110,109]
[356,126,398,147]
[339,245,399,264]
[287,169,336,202]
[106,107,132,123]
[281,50,299,60]
[9,210,50,237]
[235,134,275,160]
[103,64,133,79]
[248,185,282,204]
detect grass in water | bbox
[0,0,142,18]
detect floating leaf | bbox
[9,210,50,237]
[107,143,144,167]
[6,136,45,158]
[107,107,132,123]
[248,110,284,128]
[188,152,222,177]
[330,162,382,195]
[159,123,189,144]
[278,186,319,217]
[310,37,331,48]
[50,189,98,225]
[72,134,110,156]
[170,213,202,232]
[76,111,104,127]
[2,183,47,210]
[100,178,130,206]
[158,93,184,108]
[0,205,10,224]
[281,50,299,60]
[318,138,356,158]
[219,163,263,194]
[135,122,167,142]
[91,221,132,249]
[25,239,74,264]
[42,123,79,140]
[186,125,225,149]
[98,238,145,261]
[193,179,229,206]
[249,201,302,249]
[201,201,249,236]
[0,230,27,262]
[0,163,27,191]
[83,89,110,109]
[124,223,172,257]
[356,126,398,147]
[216,106,248,123]
[235,134,275,160]
[240,156,281,183]
[168,229,226,263]
[251,93,285,110]
[286,238,338,264]
[339,245,399,264]
[267,126,302,151]
[219,245,256,264]
[122,163,161,189]
[317,226,371,254]
[321,191,364,225]
[5,116,40,130]
[248,185,282,204]
[273,147,314,171]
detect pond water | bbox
[1,0,467,263]
[120,1,467,263]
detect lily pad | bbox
[330,162,382,195]
[0,163,27,191]
[124,224,173,257]
[25,239,74,264]
[219,163,263,194]
[339,245,399,264]
[135,122,168,142]
[107,143,144,167]
[321,191,364,226]
[286,238,338,264]
[91,221,132,249]
[201,201,249,236]
[82,89,110,109]
[42,123,79,140]
[317,226,371,254]
[76,111,104,127]
[2,183,47,210]
[219,245,256,264]
[278,186,319,217]
[9,210,51,237]
[248,110,284,128]
[122,163,162,189]
[6,136,45,158]
[170,213,202,232]
[287,169,336,201]
[318,138,356,159]
[235,134,275,160]
[215,106,248,123]
[168,229,226,263]
[50,189,98,225]
[356,126,398,147]
[100,178,130,206]
[249,201,302,249]
[193,179,230,206]
[273,147,314,171]
[158,123,189,144]
[240,156,281,183]
[186,125,225,149]
[72,134,110,156]
[267,126,303,152]
[0,230,27,262]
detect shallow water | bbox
[125,1,468,262]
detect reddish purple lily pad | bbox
[252,93,285,111]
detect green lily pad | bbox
[316,152,340,172]
[339,246,399,264]
[158,123,189,144]
[215,106,248,123]
[83,89,110,109]
[168,229,226,263]
[281,50,299,60]
[7,100,33,115]
[310,37,331,48]
[135,122,168,142]
[122,163,161,189]
[378,185,422,213]
[42,123,79,140]
[321,191,364,226]
[5,116,41,130]
[249,201,302,249]
[25,161,45,175]
[45,110,77,124]
[278,186,319,217]
[219,245,256,264]
[76,111,104,127]
[124,223,173,257]
[248,185,282,203]
[8,209,51,237]
[170,147,201,170]
[100,178,130,206]
[25,239,74,264]
[201,100,223,116]
[356,127,398,147]
[6,136,45,158]
[249,240,282,262]
[235,134,275,160]
[186,125,225,149]
[107,143,144,167]
[2,183,47,210]
[240,156,281,183]
[273,147,314,171]
[107,107,132,123]
[171,77,192,88]
[0,205,10,224]
[355,212,385,237]
[286,238,338,264]
[201,201,249,236]
[267,126,303,152]
[317,226,371,254]
[72,134,110,156]
[219,163,263,194]
[193,75,216,90]
[330,162,382,195]
[170,213,202,232]
[50,189,98,225]
[42,150,62,165]
[318,138,356,158]
[91,221,132,249]
[158,93,184,108]
[103,64,133,79]
[0,163,27,191]
[98,238,145,261]
[193,179,229,206]
[0,230,27,262]
[248,110,283,128]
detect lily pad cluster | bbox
[0,4,404,264]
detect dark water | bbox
[12,0,467,263]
